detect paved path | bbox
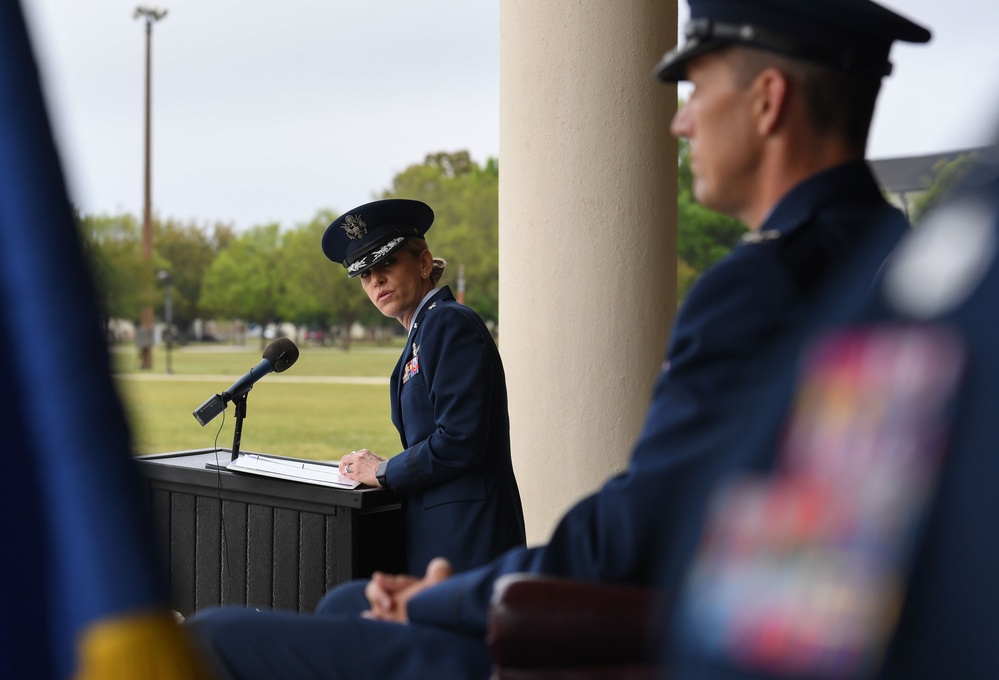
[113,374,389,385]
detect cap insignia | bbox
[342,214,367,240]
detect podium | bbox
[137,449,405,617]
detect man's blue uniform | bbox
[385,284,526,574]
[665,153,999,679]
[188,161,910,680]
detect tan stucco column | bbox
[500,1,678,543]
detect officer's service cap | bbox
[655,0,931,83]
[322,199,434,278]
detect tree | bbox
[676,136,746,300]
[278,212,371,349]
[424,150,476,178]
[78,211,152,332]
[910,152,980,224]
[677,190,746,273]
[153,219,235,336]
[78,135,754,332]
[380,151,500,322]
[199,223,285,348]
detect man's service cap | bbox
[322,199,434,278]
[655,0,931,83]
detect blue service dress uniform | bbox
[383,285,526,575]
[185,161,911,680]
[665,155,999,678]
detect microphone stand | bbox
[204,391,249,470]
[230,391,248,461]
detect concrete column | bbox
[500,0,678,543]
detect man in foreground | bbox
[667,145,999,678]
[187,1,931,677]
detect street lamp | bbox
[157,270,173,375]
[134,5,167,370]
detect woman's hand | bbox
[339,448,386,487]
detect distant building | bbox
[870,146,988,219]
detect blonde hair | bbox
[402,237,447,286]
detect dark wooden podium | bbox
[137,449,405,617]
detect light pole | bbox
[134,5,167,370]
[157,270,173,375]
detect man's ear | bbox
[751,67,790,136]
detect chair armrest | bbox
[487,573,669,670]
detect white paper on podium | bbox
[226,453,361,489]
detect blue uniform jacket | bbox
[407,161,910,637]
[665,160,999,678]
[383,285,526,574]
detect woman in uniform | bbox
[323,198,526,574]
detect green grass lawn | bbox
[113,342,405,461]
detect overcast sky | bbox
[23,0,999,232]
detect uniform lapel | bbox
[390,286,453,445]
[389,345,408,440]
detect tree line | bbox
[80,151,501,346]
[86,142,966,346]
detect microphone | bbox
[193,337,300,426]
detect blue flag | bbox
[0,2,209,678]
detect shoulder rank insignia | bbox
[740,229,781,245]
